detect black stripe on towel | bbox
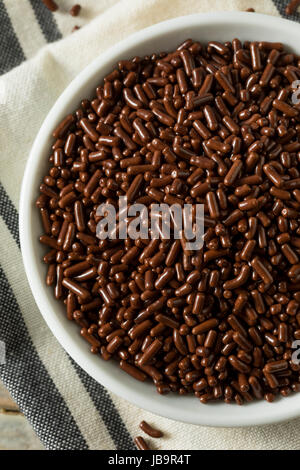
[71,360,135,450]
[0,264,88,450]
[0,182,20,248]
[29,0,62,43]
[0,0,26,74]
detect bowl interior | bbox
[20,12,300,427]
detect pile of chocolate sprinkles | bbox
[37,37,300,404]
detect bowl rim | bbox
[20,11,300,427]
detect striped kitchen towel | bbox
[1,0,300,451]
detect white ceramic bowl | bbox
[20,12,300,427]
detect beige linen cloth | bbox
[1,0,300,450]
